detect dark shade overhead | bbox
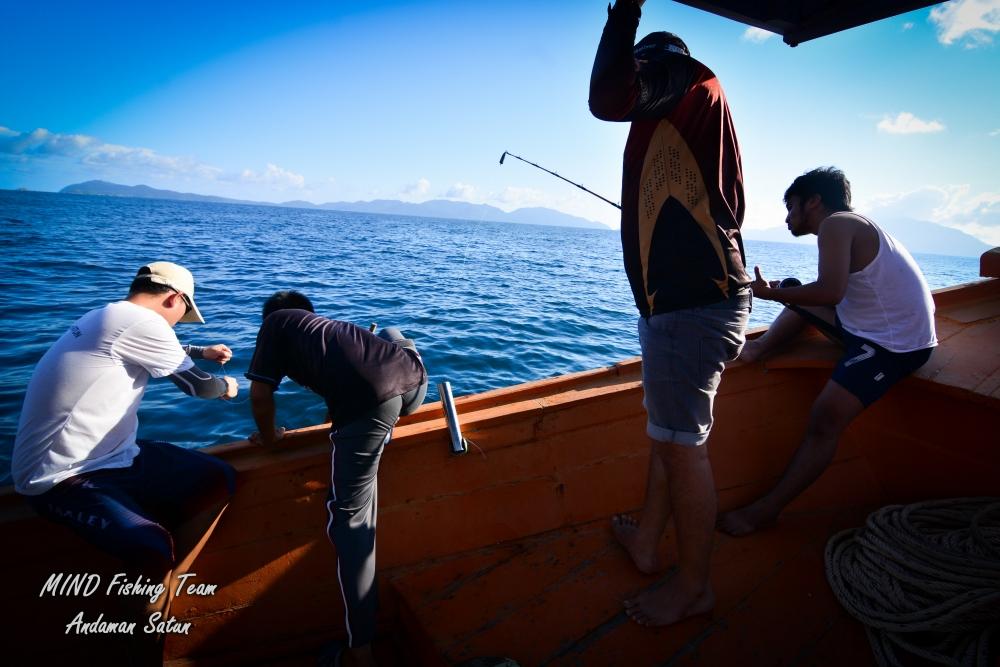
[672,0,944,46]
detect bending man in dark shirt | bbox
[245,290,427,667]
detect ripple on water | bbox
[0,191,984,483]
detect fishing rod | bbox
[776,277,843,342]
[499,151,621,210]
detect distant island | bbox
[741,219,990,259]
[15,181,991,257]
[58,180,611,230]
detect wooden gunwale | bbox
[1,272,997,665]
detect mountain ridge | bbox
[58,180,610,230]
[44,181,996,255]
[741,218,990,258]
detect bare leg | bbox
[612,438,672,574]
[740,306,834,362]
[718,380,864,536]
[624,441,716,626]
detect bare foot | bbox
[716,504,777,537]
[738,338,766,363]
[624,576,715,627]
[611,514,663,574]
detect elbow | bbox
[589,63,641,121]
[194,379,227,400]
[816,286,846,306]
[588,78,635,121]
[807,276,847,306]
[589,98,614,121]
[170,370,224,400]
[588,93,630,122]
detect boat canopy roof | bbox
[673,0,944,46]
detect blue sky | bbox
[2,0,999,243]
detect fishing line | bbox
[465,437,488,460]
[216,362,252,405]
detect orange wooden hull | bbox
[2,263,998,666]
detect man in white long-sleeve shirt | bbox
[718,168,936,536]
[12,261,239,664]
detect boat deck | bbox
[385,500,877,667]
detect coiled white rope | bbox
[825,498,1000,666]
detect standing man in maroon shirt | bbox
[590,0,751,626]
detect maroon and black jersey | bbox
[590,1,750,316]
[246,309,425,424]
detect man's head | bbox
[128,262,204,325]
[783,167,853,237]
[262,290,315,319]
[634,31,690,62]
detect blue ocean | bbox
[0,190,983,483]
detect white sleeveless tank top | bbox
[835,216,937,353]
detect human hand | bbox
[751,266,778,300]
[249,427,286,446]
[220,376,239,400]
[203,344,233,364]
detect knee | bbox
[326,481,376,516]
[217,460,236,497]
[804,407,848,443]
[121,523,176,576]
[203,458,237,499]
[182,458,236,517]
[655,439,709,465]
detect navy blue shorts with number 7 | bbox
[831,328,933,407]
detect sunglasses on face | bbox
[173,290,194,315]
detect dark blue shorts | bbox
[25,440,235,576]
[831,328,933,407]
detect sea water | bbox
[0,190,983,482]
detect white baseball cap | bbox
[135,261,205,324]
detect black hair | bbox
[127,277,175,298]
[634,31,690,60]
[783,167,853,213]
[262,290,315,319]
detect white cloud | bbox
[494,186,548,209]
[239,163,305,189]
[0,126,97,156]
[742,27,775,43]
[83,143,224,180]
[445,182,478,201]
[863,184,1000,244]
[948,221,1000,245]
[400,177,430,198]
[902,22,915,31]
[0,125,222,178]
[876,112,945,134]
[930,0,1000,48]
[0,125,314,193]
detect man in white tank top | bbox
[718,167,936,537]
